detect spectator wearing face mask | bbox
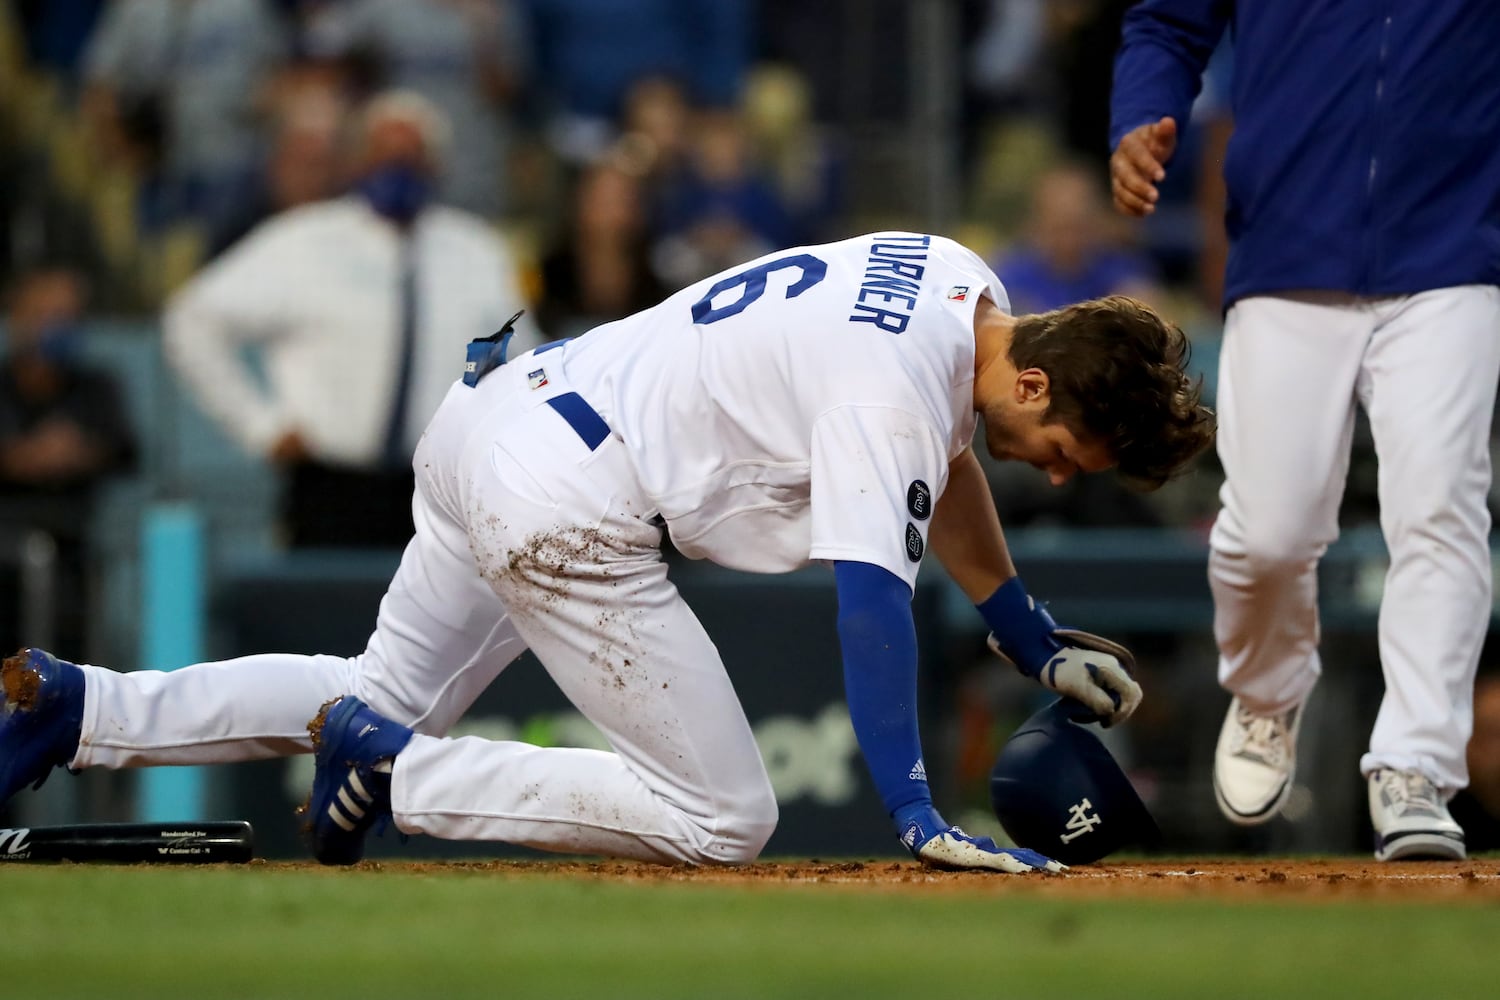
[0,266,137,656]
[164,90,542,549]
[992,160,1164,317]
[301,0,531,219]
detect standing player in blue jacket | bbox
[1110,1,1500,860]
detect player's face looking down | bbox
[981,369,1115,485]
[972,294,1216,490]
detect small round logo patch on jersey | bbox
[906,480,932,521]
[904,523,924,562]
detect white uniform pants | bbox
[72,354,779,864]
[1209,286,1500,792]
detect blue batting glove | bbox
[893,802,1066,873]
[978,578,1142,727]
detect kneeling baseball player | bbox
[0,233,1213,872]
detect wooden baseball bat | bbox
[0,821,254,864]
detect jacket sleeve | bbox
[1109,0,1233,151]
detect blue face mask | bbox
[32,322,82,365]
[357,164,433,224]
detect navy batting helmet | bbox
[989,697,1159,865]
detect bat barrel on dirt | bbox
[0,821,254,864]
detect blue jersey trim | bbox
[545,392,610,451]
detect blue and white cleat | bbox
[304,696,413,866]
[0,648,85,808]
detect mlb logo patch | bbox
[947,285,970,301]
[528,368,549,389]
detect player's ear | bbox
[1014,368,1051,406]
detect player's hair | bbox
[1009,296,1215,489]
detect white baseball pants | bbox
[1209,286,1500,793]
[71,352,779,864]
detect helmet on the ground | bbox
[989,697,1159,864]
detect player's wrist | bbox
[892,801,946,855]
[976,577,1060,677]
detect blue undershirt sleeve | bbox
[833,560,929,817]
[1110,0,1232,150]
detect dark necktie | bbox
[381,235,418,468]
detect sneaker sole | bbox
[1213,770,1293,826]
[2,651,44,708]
[1374,830,1467,862]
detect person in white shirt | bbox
[2,234,1213,872]
[164,90,541,547]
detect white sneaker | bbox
[1213,696,1302,825]
[1368,768,1466,861]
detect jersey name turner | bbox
[561,233,1006,585]
[850,233,932,333]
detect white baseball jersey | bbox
[564,232,1008,585]
[70,232,1013,868]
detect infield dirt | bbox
[248,857,1500,901]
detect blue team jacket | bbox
[1110,0,1500,308]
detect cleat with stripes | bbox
[304,696,413,865]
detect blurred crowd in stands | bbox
[3,1,1495,848]
[1,2,1204,315]
[2,1,1238,538]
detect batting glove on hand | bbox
[978,577,1142,727]
[987,629,1142,727]
[895,803,1065,873]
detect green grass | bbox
[2,865,1497,999]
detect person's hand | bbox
[978,578,1143,726]
[0,420,104,482]
[1110,116,1177,217]
[269,430,310,465]
[989,629,1143,727]
[895,803,1065,873]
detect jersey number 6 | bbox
[690,254,828,325]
